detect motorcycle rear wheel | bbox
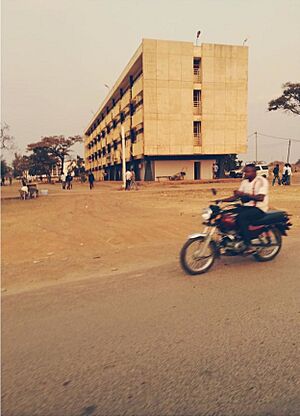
[253,228,282,262]
[180,237,216,275]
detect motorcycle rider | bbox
[217,164,269,254]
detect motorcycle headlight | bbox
[202,207,213,220]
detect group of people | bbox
[60,173,73,190]
[125,169,138,190]
[272,163,293,186]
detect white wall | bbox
[154,160,194,180]
[200,159,215,179]
[154,159,215,180]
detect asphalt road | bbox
[2,237,300,416]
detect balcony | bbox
[193,133,202,147]
[193,100,202,115]
[132,108,143,127]
[121,90,131,110]
[106,131,113,144]
[122,116,131,134]
[133,139,144,157]
[193,68,202,83]
[111,104,120,119]
[114,149,121,163]
[132,75,143,98]
[113,128,120,141]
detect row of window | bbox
[87,126,144,163]
[86,72,143,136]
[87,95,143,149]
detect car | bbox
[255,164,269,178]
[228,168,243,178]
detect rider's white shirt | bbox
[238,176,269,212]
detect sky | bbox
[2,0,300,163]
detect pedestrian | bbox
[66,173,73,190]
[282,164,290,185]
[130,168,138,190]
[213,162,219,179]
[272,164,281,186]
[125,169,132,190]
[88,170,95,189]
[286,164,292,185]
[9,176,12,186]
[61,173,66,189]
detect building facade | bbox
[84,39,248,180]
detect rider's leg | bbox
[236,207,265,247]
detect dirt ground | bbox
[2,175,300,293]
[2,176,300,416]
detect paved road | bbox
[2,238,300,416]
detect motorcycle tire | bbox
[253,228,282,262]
[180,237,216,275]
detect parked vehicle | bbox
[180,191,292,275]
[228,168,243,178]
[255,164,269,178]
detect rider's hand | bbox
[234,190,245,197]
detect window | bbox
[193,58,201,82]
[130,102,135,116]
[193,121,201,137]
[130,128,136,143]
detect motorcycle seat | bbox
[251,210,286,226]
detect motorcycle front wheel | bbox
[180,237,216,275]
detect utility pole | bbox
[287,139,291,164]
[121,126,126,189]
[254,131,258,163]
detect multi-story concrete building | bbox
[84,39,248,181]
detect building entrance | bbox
[194,161,201,180]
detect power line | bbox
[249,132,300,143]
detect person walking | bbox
[66,173,73,190]
[88,170,95,189]
[61,173,66,189]
[213,163,219,179]
[272,164,281,186]
[286,164,292,185]
[125,169,132,190]
[130,168,138,190]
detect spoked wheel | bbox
[253,228,282,262]
[180,237,216,275]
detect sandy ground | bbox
[2,177,300,416]
[2,176,300,293]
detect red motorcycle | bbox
[180,192,292,275]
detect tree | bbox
[73,155,85,177]
[12,153,30,178]
[268,82,300,116]
[27,148,57,182]
[1,159,9,180]
[27,135,82,174]
[1,123,15,150]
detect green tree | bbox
[27,135,82,174]
[1,158,9,181]
[27,148,57,182]
[268,82,300,116]
[12,153,30,178]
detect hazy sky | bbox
[2,0,300,162]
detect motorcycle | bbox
[180,190,292,275]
